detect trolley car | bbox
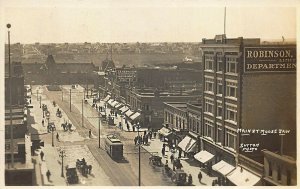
[105,134,123,160]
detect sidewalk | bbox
[142,138,217,186]
[86,98,147,132]
[36,144,67,186]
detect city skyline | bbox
[1,1,297,43]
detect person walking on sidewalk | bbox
[40,151,44,161]
[56,133,60,141]
[46,170,51,182]
[42,119,44,127]
[162,147,165,157]
[126,123,130,131]
[134,136,138,145]
[198,171,203,183]
[89,129,92,138]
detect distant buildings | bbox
[21,55,98,85]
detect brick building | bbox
[5,62,35,185]
[198,35,296,186]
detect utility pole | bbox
[7,23,14,168]
[99,111,101,148]
[82,99,84,127]
[224,7,226,35]
[59,149,66,177]
[69,89,71,112]
[137,123,141,186]
[87,112,102,149]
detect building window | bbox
[226,57,238,74]
[204,119,214,140]
[269,162,273,177]
[225,128,236,151]
[277,166,281,182]
[205,98,214,115]
[216,124,222,144]
[217,101,222,118]
[217,56,223,72]
[287,170,291,185]
[226,80,237,98]
[205,55,214,71]
[217,78,222,95]
[165,112,168,122]
[204,77,214,93]
[225,104,237,123]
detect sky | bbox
[0,0,298,43]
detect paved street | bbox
[27,85,177,186]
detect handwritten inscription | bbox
[237,129,290,136]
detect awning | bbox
[125,109,135,117]
[107,99,114,105]
[194,150,214,163]
[227,166,261,186]
[158,127,172,137]
[115,103,123,109]
[130,112,141,121]
[178,135,197,153]
[120,106,129,113]
[212,160,235,176]
[111,101,119,107]
[103,95,111,102]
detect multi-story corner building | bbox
[199,35,296,186]
[126,88,201,130]
[5,62,35,185]
[163,102,202,150]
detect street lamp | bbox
[46,111,53,147]
[59,148,66,177]
[137,122,141,186]
[7,23,14,168]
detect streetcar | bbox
[105,134,123,160]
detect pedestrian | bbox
[144,130,147,136]
[40,151,44,161]
[89,129,92,138]
[162,147,165,157]
[170,153,174,163]
[42,119,44,127]
[188,174,193,185]
[46,170,51,182]
[134,136,138,145]
[133,125,135,132]
[153,132,157,139]
[56,133,59,141]
[119,122,122,130]
[95,104,98,109]
[178,148,182,159]
[127,123,130,131]
[115,112,117,117]
[142,135,145,144]
[198,171,203,183]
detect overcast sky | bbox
[1,0,298,43]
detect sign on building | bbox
[244,46,296,73]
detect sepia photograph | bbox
[1,0,298,187]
